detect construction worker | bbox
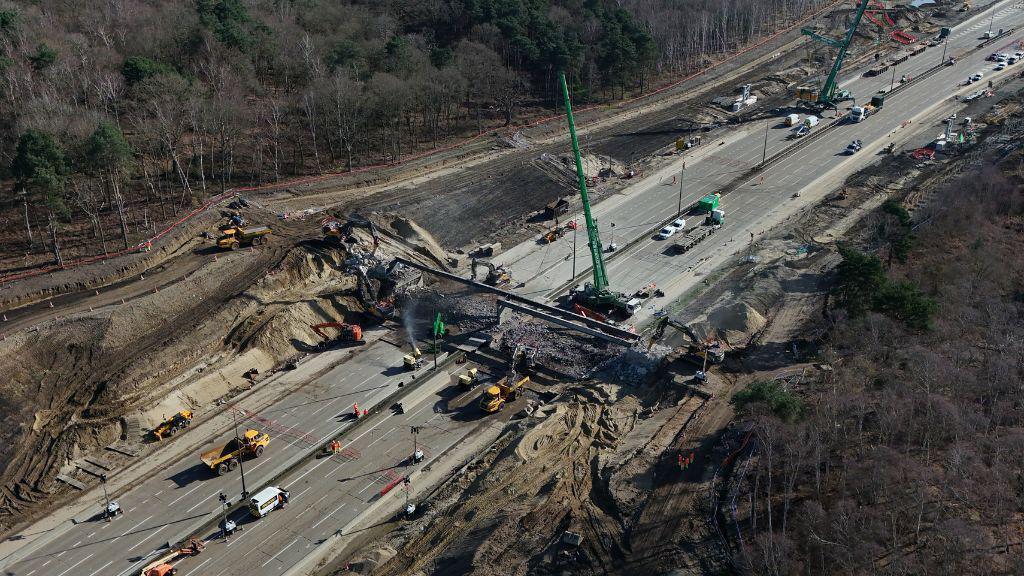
[329,439,341,454]
[353,402,360,418]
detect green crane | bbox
[798,0,871,107]
[558,72,624,311]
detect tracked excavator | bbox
[648,316,725,381]
[470,258,511,286]
[310,322,365,349]
[321,215,380,254]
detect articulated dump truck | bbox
[200,429,270,475]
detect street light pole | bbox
[101,474,111,522]
[571,221,577,281]
[761,121,770,165]
[231,410,248,499]
[890,64,898,93]
[940,35,949,66]
[676,162,685,217]
[987,9,996,36]
[219,492,229,541]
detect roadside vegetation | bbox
[0,0,833,271]
[731,150,1024,575]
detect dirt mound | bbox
[378,214,450,266]
[488,313,626,379]
[688,274,782,346]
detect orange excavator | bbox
[311,322,365,349]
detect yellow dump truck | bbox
[479,376,529,413]
[200,429,270,475]
[458,368,479,390]
[216,225,272,250]
[153,410,193,441]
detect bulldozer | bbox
[152,410,193,441]
[470,258,510,286]
[310,322,364,349]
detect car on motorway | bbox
[844,140,863,155]
[656,226,676,240]
[1009,57,1018,65]
[969,72,984,83]
[670,218,686,230]
[995,63,1006,71]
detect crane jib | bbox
[559,72,609,293]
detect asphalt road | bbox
[2,336,458,576]
[496,1,1024,325]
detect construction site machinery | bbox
[321,215,380,252]
[470,258,511,286]
[403,346,423,371]
[140,538,205,576]
[200,429,270,476]
[217,225,272,250]
[480,376,529,413]
[559,71,627,313]
[153,410,193,441]
[543,220,578,243]
[458,367,479,390]
[310,322,365,349]
[797,0,871,109]
[648,316,725,364]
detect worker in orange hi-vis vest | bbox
[353,402,360,417]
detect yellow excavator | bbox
[479,345,536,413]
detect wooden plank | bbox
[106,443,140,457]
[56,474,86,491]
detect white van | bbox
[249,486,289,518]
[784,113,801,126]
[804,115,820,127]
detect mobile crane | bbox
[796,0,871,109]
[559,72,628,313]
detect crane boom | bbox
[819,0,871,104]
[559,72,609,292]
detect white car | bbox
[670,218,686,230]
[656,226,676,240]
[971,72,984,82]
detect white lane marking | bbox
[54,554,93,576]
[168,483,205,506]
[185,490,222,513]
[86,531,96,538]
[293,486,312,500]
[26,571,36,576]
[153,490,163,497]
[85,560,114,576]
[358,480,378,495]
[117,514,154,539]
[42,560,52,567]
[131,524,168,551]
[364,426,396,450]
[310,502,346,529]
[261,538,298,567]
[184,556,213,575]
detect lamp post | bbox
[761,121,770,165]
[100,474,111,522]
[219,492,230,541]
[890,63,898,93]
[676,162,686,217]
[231,410,248,500]
[939,35,949,66]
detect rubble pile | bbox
[487,313,624,379]
[399,282,499,335]
[592,345,671,386]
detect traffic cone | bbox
[362,409,368,417]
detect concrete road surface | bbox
[496,0,1024,325]
[2,336,445,576]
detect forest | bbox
[730,153,1024,574]
[0,0,833,267]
